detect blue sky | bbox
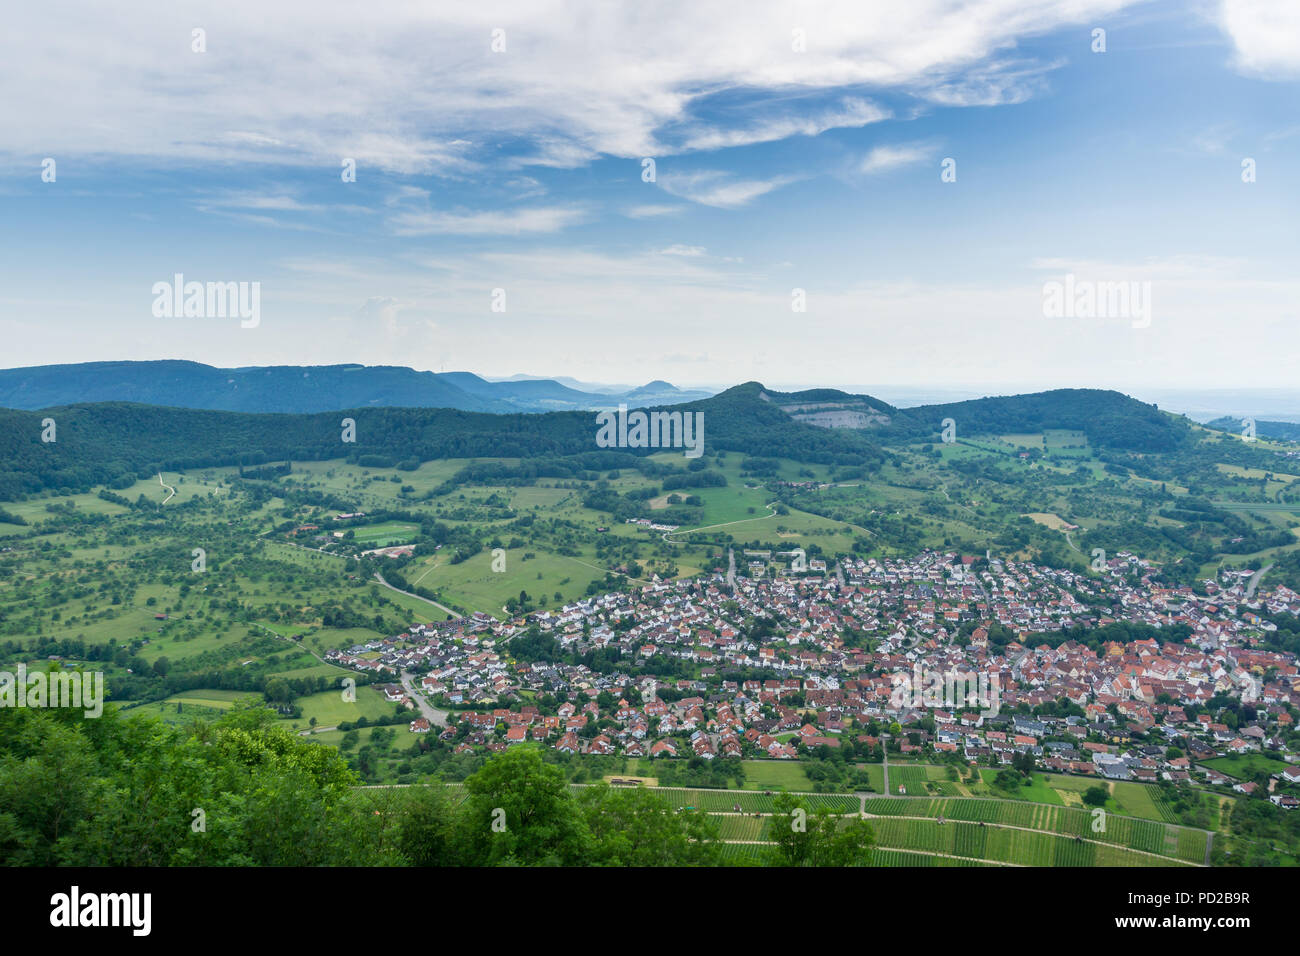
[1,0,1297,394]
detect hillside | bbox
[0,382,1206,500]
[761,387,1190,453]
[1205,416,1300,443]
[759,387,898,429]
[0,361,713,415]
[0,384,884,498]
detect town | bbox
[325,548,1300,806]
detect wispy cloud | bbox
[658,170,796,208]
[859,143,935,174]
[679,98,889,151]
[0,1,1146,171]
[387,205,588,237]
[624,204,682,219]
[921,58,1062,107]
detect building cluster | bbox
[328,549,1300,798]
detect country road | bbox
[662,502,779,544]
[1246,562,1274,599]
[373,571,459,618]
[400,668,449,728]
[157,472,176,504]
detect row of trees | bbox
[0,704,873,867]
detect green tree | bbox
[577,784,721,865]
[458,746,590,865]
[768,792,875,866]
[1082,785,1109,808]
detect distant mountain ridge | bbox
[0,361,714,414]
[0,379,1192,500]
[1205,416,1300,443]
[757,384,1187,452]
[0,380,884,499]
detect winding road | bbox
[399,667,450,728]
[373,570,459,618]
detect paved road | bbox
[374,571,459,618]
[726,547,736,591]
[1246,562,1274,600]
[399,668,449,728]
[297,724,338,737]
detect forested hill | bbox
[0,360,713,414]
[748,385,1185,453]
[1205,416,1300,443]
[0,360,508,414]
[0,384,884,498]
[0,382,1193,499]
[888,389,1190,452]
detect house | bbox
[409,718,431,733]
[649,740,677,758]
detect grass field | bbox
[1199,754,1292,778]
[740,760,812,791]
[277,685,401,732]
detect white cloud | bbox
[387,205,588,236]
[679,97,889,151]
[0,1,1141,172]
[859,143,934,174]
[658,170,797,208]
[658,245,708,257]
[921,58,1061,107]
[1216,0,1300,77]
[624,204,682,219]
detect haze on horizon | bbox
[1,1,1297,392]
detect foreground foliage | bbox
[0,705,874,866]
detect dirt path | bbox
[662,502,779,544]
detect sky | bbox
[1,0,1298,395]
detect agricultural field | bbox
[2,412,1298,863]
[529,778,1213,867]
[860,796,1209,865]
